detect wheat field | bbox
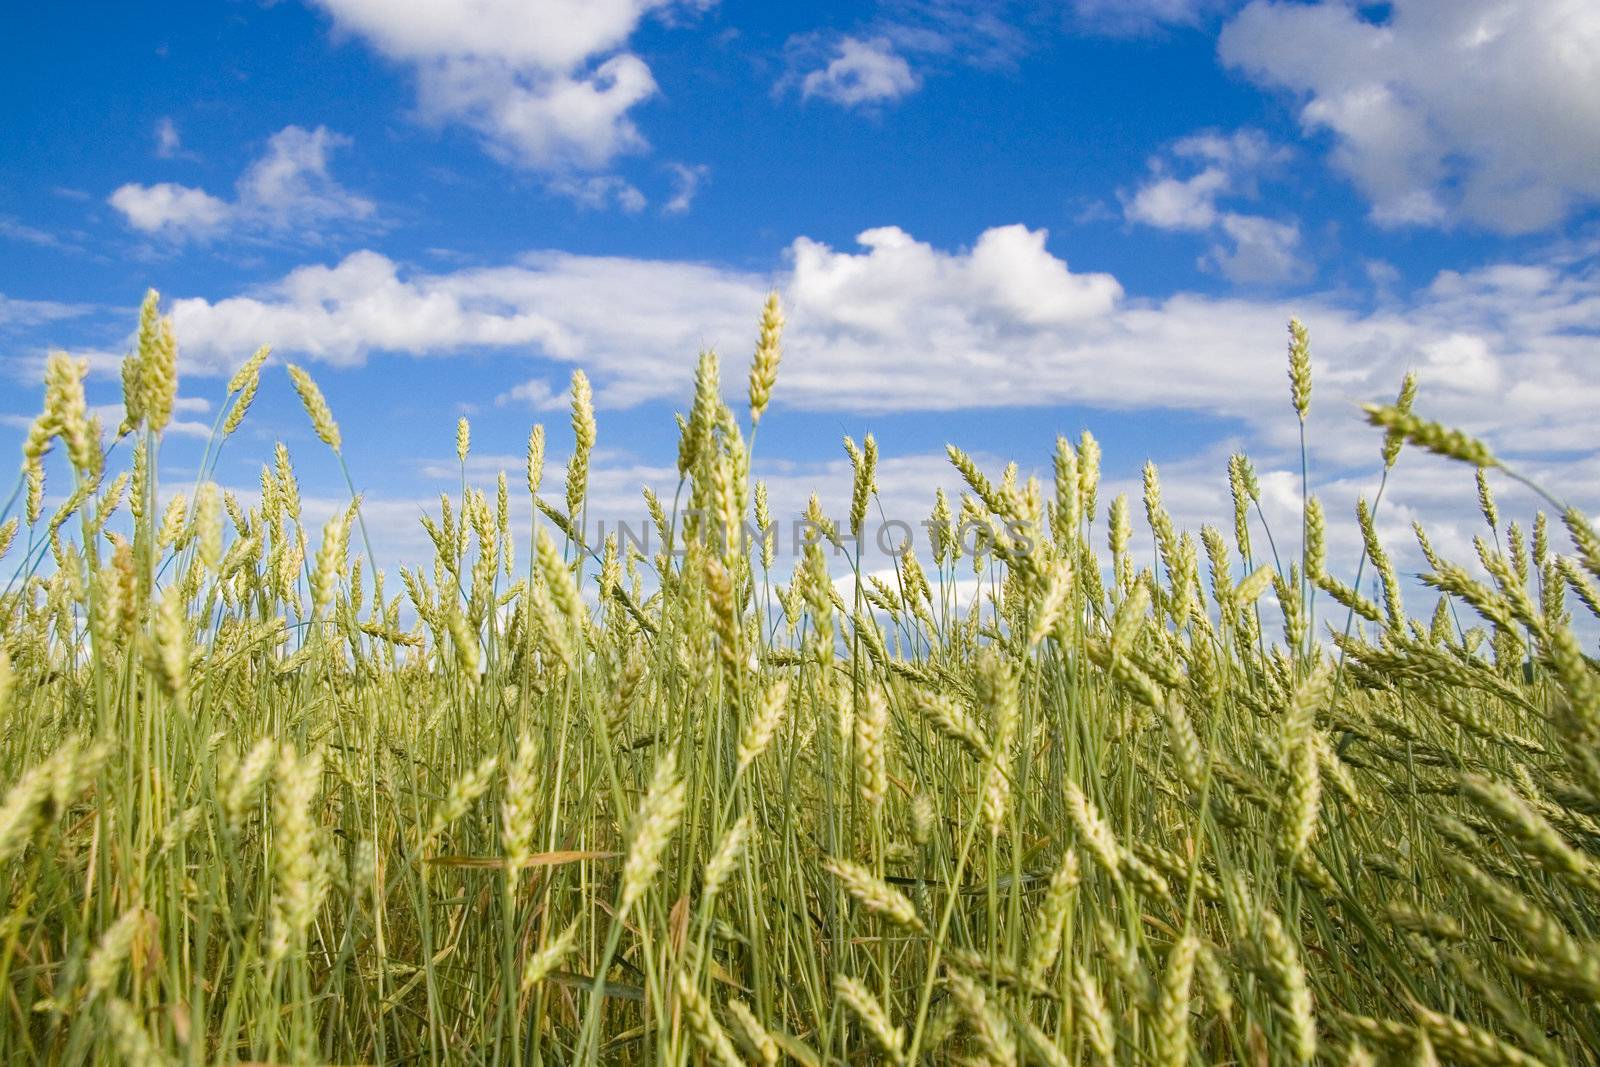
[2,290,1599,1065]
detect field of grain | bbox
[2,290,1599,1065]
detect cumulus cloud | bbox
[167,225,1125,405]
[109,125,374,241]
[788,224,1120,333]
[158,223,1600,475]
[109,183,232,237]
[798,36,920,108]
[309,0,670,71]
[169,245,755,407]
[415,53,657,172]
[308,0,706,183]
[1219,0,1600,233]
[1123,129,1307,284]
[1125,169,1229,231]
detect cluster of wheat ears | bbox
[1,290,1598,1066]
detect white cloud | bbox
[416,53,657,172]
[788,224,1120,333]
[1420,333,1500,394]
[1124,129,1306,283]
[108,125,373,241]
[169,246,754,405]
[310,0,667,69]
[799,36,921,108]
[1125,169,1229,230]
[308,0,704,175]
[161,225,1600,471]
[1203,213,1306,285]
[108,183,232,237]
[1219,0,1600,233]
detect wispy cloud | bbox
[153,116,191,160]
[779,1,1034,110]
[1123,128,1308,283]
[0,395,212,439]
[1066,0,1220,35]
[546,174,647,214]
[495,377,569,410]
[662,162,709,215]
[0,215,69,251]
[0,292,95,330]
[109,125,375,243]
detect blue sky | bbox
[3,0,1598,577]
